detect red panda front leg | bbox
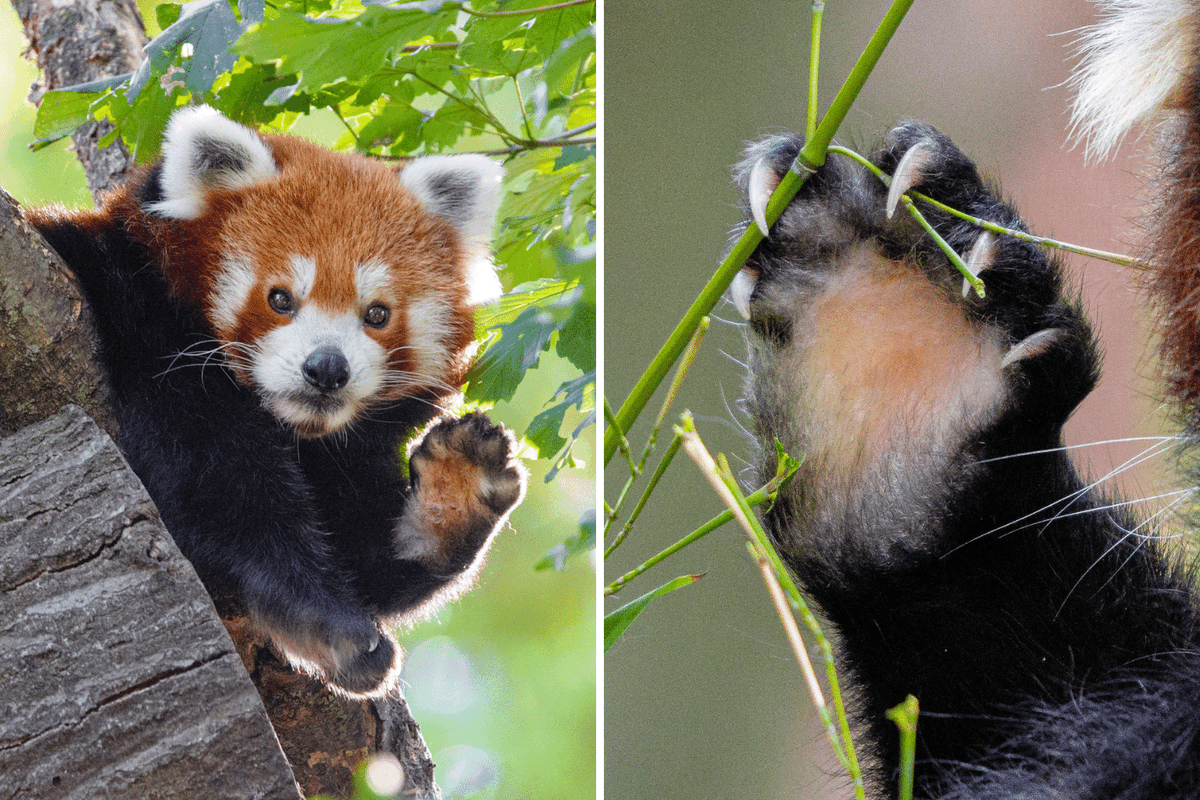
[731,124,1193,795]
[375,413,526,616]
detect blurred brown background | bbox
[604,1,1166,797]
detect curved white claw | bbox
[1001,328,1066,369]
[966,231,996,275]
[747,156,779,236]
[886,139,936,219]
[961,231,996,297]
[730,268,758,320]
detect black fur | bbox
[737,123,1200,798]
[32,178,522,697]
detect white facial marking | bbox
[356,260,394,305]
[406,296,453,385]
[208,255,257,334]
[252,304,388,435]
[289,255,317,300]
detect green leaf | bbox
[554,143,592,170]
[525,370,594,479]
[100,56,190,162]
[157,3,183,29]
[524,369,592,457]
[474,278,573,335]
[211,62,297,125]
[232,5,453,94]
[149,0,262,95]
[534,508,595,571]
[465,305,558,404]
[540,25,595,92]
[33,90,103,141]
[556,300,594,372]
[604,574,703,652]
[526,7,593,73]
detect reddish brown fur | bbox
[1147,74,1200,426]
[34,136,479,404]
[803,248,1006,482]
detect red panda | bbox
[28,105,526,695]
[728,0,1200,796]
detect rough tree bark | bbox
[0,405,301,800]
[13,0,147,196]
[2,2,443,797]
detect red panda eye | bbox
[268,288,295,315]
[364,303,390,328]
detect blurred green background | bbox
[605,1,1165,798]
[0,5,597,799]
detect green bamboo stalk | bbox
[603,0,914,466]
[677,419,865,798]
[898,192,986,297]
[711,451,865,800]
[604,481,774,596]
[807,1,825,140]
[886,695,920,800]
[604,434,684,559]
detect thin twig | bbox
[827,145,1137,267]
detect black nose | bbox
[302,347,350,392]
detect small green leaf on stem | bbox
[603,574,703,652]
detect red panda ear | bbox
[400,154,504,244]
[400,154,505,304]
[146,105,278,220]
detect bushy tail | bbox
[1072,0,1200,423]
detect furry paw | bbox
[251,603,399,696]
[394,412,526,571]
[329,629,398,696]
[734,123,1098,574]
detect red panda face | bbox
[141,106,504,437]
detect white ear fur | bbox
[146,105,278,220]
[1070,0,1197,159]
[401,154,504,304]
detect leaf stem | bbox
[676,419,865,798]
[603,398,636,477]
[604,481,775,595]
[604,433,683,559]
[887,695,920,800]
[826,145,1138,267]
[605,319,707,557]
[409,72,519,144]
[455,0,594,18]
[512,76,535,141]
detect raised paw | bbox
[733,124,1096,405]
[733,123,1099,576]
[394,412,526,572]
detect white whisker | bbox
[943,436,1179,557]
[975,435,1182,464]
